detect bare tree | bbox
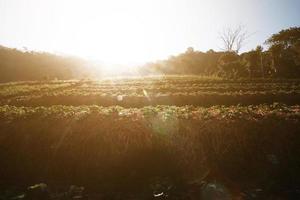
[219,25,250,53]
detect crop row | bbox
[1,104,300,190]
[1,103,299,121]
[2,91,300,107]
[1,77,300,94]
[2,77,300,106]
[0,103,300,119]
[3,84,300,101]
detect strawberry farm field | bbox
[1,77,300,107]
[1,76,300,199]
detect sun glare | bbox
[46,0,173,65]
[0,0,216,66]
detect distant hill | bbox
[0,46,102,82]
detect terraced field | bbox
[1,76,300,199]
[1,77,300,107]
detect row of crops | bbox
[2,77,300,95]
[1,103,300,121]
[1,77,300,106]
[0,104,300,194]
[1,77,300,198]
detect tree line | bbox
[140,27,300,78]
[0,27,299,82]
[0,46,101,82]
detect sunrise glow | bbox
[2,0,299,66]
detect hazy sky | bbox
[0,0,300,64]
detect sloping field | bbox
[1,76,300,199]
[1,77,300,107]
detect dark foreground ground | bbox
[1,181,300,200]
[0,104,300,199]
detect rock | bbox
[25,183,50,200]
[201,182,232,200]
[68,185,86,199]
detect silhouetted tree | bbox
[242,46,264,78]
[0,46,101,82]
[219,25,250,53]
[218,52,247,78]
[265,27,300,77]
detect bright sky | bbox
[0,0,300,65]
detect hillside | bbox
[0,76,300,199]
[0,46,102,82]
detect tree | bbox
[186,47,195,54]
[242,46,264,78]
[218,52,247,78]
[265,27,300,77]
[219,25,250,53]
[256,45,264,78]
[266,27,300,49]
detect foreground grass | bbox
[0,104,299,198]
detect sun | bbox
[46,0,168,66]
[58,19,151,65]
[1,0,189,66]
